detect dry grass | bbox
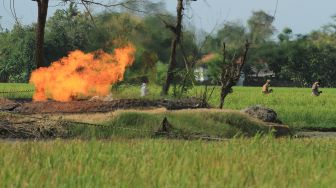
[42,108,169,124]
[43,108,266,127]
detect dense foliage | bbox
[0,3,196,84]
[1,4,336,86]
[201,11,336,87]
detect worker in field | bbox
[262,79,273,94]
[140,77,149,97]
[140,82,148,97]
[312,80,322,96]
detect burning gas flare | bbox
[30,44,136,102]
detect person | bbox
[140,82,148,97]
[262,79,273,94]
[312,80,322,96]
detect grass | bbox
[1,83,335,187]
[0,138,335,187]
[0,83,34,99]
[1,83,335,129]
[65,109,270,139]
[113,85,336,129]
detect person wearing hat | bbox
[262,79,273,94]
[312,80,322,96]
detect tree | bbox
[6,0,144,68]
[247,10,275,44]
[161,0,185,95]
[44,3,94,63]
[161,0,198,95]
[244,11,275,78]
[219,42,249,109]
[32,0,49,68]
[217,21,247,48]
[278,27,293,42]
[201,22,247,83]
[0,24,36,82]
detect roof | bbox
[196,53,220,66]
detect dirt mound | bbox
[0,113,66,139]
[241,105,282,123]
[0,98,20,111]
[0,98,209,114]
[241,105,290,136]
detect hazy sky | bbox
[1,0,335,35]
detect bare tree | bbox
[161,0,197,95]
[219,41,250,109]
[161,0,184,95]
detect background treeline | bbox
[1,3,336,87]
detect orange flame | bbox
[29,44,136,102]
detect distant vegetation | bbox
[1,3,336,87]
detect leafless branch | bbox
[80,0,96,26]
[273,0,279,21]
[157,14,176,33]
[79,0,138,7]
[7,0,20,26]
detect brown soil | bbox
[0,112,67,139]
[0,98,20,111]
[295,131,336,138]
[0,99,295,139]
[0,98,209,114]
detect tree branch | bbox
[80,0,96,26]
[157,15,176,34]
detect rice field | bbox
[0,83,34,99]
[1,83,336,187]
[114,85,336,129]
[1,83,335,129]
[0,138,335,187]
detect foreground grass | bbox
[1,83,336,129]
[0,138,335,187]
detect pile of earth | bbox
[0,98,209,114]
[0,98,20,111]
[0,112,67,139]
[0,99,292,139]
[241,105,290,136]
[241,105,282,123]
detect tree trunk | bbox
[162,0,184,95]
[219,42,250,109]
[219,82,234,109]
[219,42,227,109]
[35,0,49,68]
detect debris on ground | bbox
[241,105,291,136]
[89,94,114,101]
[156,117,173,134]
[0,98,209,114]
[0,98,21,111]
[241,105,282,123]
[0,112,67,139]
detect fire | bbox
[30,44,136,102]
